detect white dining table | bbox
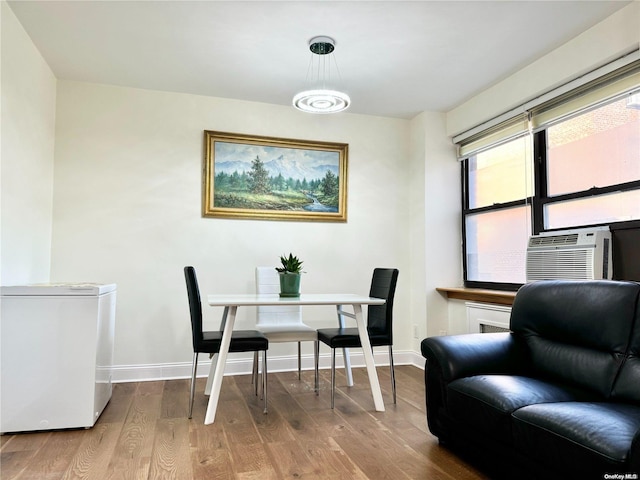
[203,293,386,425]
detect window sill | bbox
[436,287,517,306]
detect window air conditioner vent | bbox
[528,234,579,248]
[525,228,612,282]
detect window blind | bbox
[455,51,640,158]
[531,67,640,129]
[457,113,529,158]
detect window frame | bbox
[461,99,640,290]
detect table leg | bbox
[336,305,354,387]
[204,306,236,424]
[353,304,385,412]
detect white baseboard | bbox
[111,350,424,383]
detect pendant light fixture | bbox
[293,36,350,114]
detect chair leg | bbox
[262,350,268,414]
[252,351,259,396]
[389,345,396,404]
[297,342,302,380]
[258,355,263,400]
[314,340,319,394]
[188,351,198,419]
[331,348,336,409]
[342,347,353,386]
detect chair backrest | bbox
[184,266,203,350]
[367,268,399,341]
[511,279,640,400]
[255,266,304,326]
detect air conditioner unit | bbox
[526,227,612,282]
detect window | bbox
[463,136,532,286]
[541,95,640,229]
[468,137,533,208]
[461,86,640,290]
[546,97,640,196]
[465,205,531,284]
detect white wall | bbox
[50,81,415,373]
[1,1,56,285]
[408,114,428,348]
[447,1,640,137]
[408,112,461,347]
[422,113,461,337]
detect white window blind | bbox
[531,69,640,129]
[456,51,640,157]
[458,113,529,158]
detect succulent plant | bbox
[275,253,304,274]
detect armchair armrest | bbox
[421,332,522,383]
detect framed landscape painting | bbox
[203,131,348,222]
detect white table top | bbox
[207,293,385,307]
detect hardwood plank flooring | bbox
[0,366,489,479]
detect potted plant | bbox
[275,253,304,297]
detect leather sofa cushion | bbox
[512,402,640,474]
[510,280,640,397]
[523,336,622,399]
[447,375,589,442]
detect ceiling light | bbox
[293,36,350,114]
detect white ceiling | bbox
[8,0,632,119]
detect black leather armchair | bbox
[421,280,640,480]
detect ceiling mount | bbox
[293,35,350,114]
[309,36,335,55]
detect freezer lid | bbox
[1,283,116,296]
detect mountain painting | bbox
[203,131,348,222]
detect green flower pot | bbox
[279,273,301,297]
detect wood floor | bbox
[1,365,488,479]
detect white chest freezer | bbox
[1,283,116,433]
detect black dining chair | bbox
[184,266,269,418]
[317,268,399,408]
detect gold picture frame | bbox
[203,131,348,222]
